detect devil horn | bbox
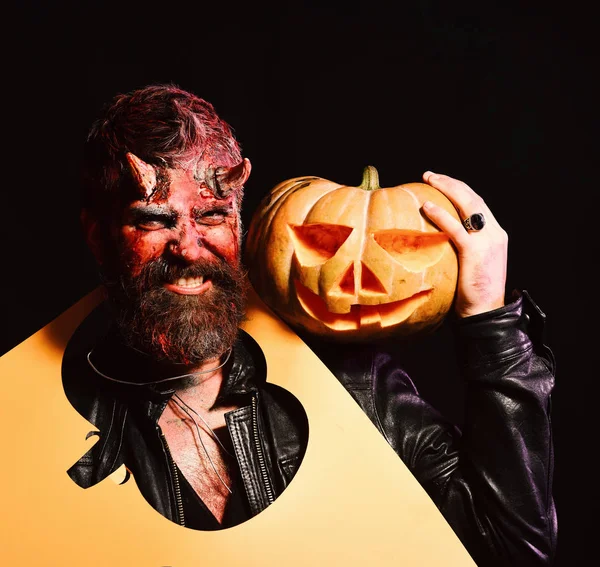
[205,158,252,198]
[126,152,157,199]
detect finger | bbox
[421,200,470,248]
[422,171,499,226]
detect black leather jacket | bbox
[63,290,556,566]
[62,308,309,524]
[306,290,557,567]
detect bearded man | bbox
[64,84,309,529]
[64,84,556,566]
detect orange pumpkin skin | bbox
[244,167,460,342]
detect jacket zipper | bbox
[159,428,185,526]
[251,393,275,505]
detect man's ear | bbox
[80,209,105,265]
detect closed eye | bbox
[195,207,233,226]
[134,215,175,231]
[127,206,177,231]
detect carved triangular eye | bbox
[288,223,353,266]
[373,229,450,270]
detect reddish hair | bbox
[82,83,243,218]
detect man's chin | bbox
[113,286,245,366]
[102,256,248,365]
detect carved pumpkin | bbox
[244,166,460,342]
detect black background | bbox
[4,1,594,564]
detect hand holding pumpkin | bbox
[421,172,508,319]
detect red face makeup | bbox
[98,163,247,367]
[118,166,241,291]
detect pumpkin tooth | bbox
[358,305,382,328]
[295,281,433,331]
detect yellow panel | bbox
[0,285,475,566]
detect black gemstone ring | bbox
[462,212,486,231]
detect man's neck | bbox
[145,345,232,401]
[169,364,225,410]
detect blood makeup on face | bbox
[118,167,241,287]
[102,166,246,366]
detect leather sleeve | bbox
[375,290,557,566]
[310,291,557,566]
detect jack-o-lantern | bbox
[244,166,460,342]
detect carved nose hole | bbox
[335,264,355,294]
[361,263,387,293]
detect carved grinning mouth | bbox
[294,281,432,331]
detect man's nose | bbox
[168,229,204,262]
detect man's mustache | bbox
[104,252,247,366]
[133,256,241,290]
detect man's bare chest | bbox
[158,401,237,522]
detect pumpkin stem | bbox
[358,165,380,191]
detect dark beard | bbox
[102,255,248,366]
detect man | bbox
[64,84,309,529]
[64,83,556,564]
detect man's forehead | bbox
[122,152,249,213]
[131,167,236,207]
